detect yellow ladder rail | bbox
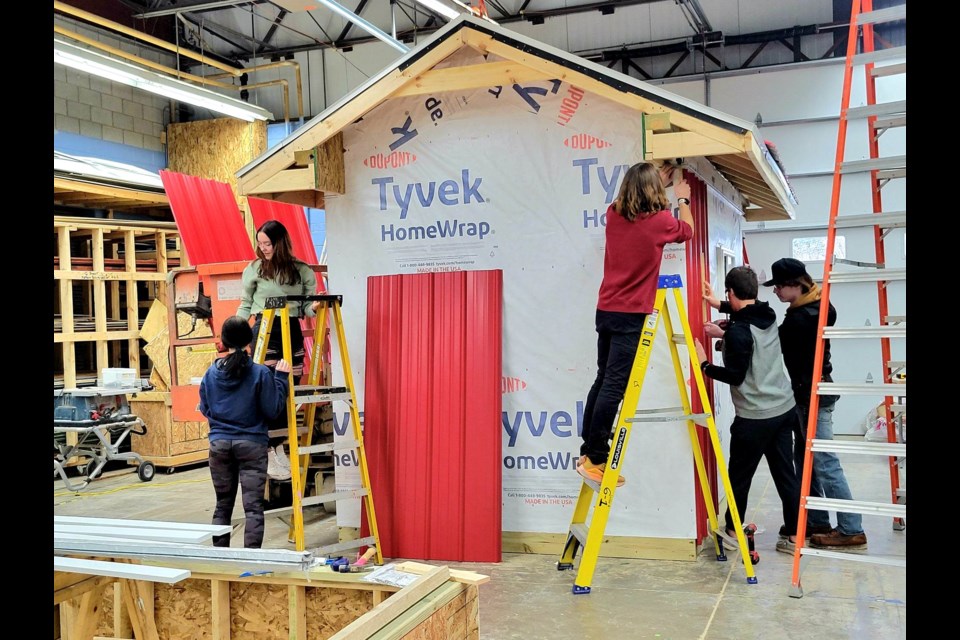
[557,274,757,595]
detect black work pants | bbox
[209,439,269,548]
[580,310,646,465]
[724,408,801,535]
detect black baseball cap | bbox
[762,258,809,287]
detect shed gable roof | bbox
[236,15,796,221]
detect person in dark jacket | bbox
[694,266,801,554]
[199,316,290,548]
[764,257,867,550]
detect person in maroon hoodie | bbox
[577,162,693,485]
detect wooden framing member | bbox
[238,32,468,195]
[53,217,182,391]
[392,60,553,97]
[55,561,482,640]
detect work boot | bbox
[810,529,868,551]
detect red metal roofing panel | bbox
[247,197,318,264]
[363,270,503,562]
[158,170,254,266]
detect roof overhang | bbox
[236,15,797,221]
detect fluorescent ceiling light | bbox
[413,0,460,20]
[312,0,409,53]
[53,37,273,122]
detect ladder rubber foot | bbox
[557,563,574,571]
[788,585,803,598]
[572,585,591,595]
[747,577,759,585]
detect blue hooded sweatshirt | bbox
[199,356,289,445]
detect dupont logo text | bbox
[364,151,417,169]
[502,376,528,394]
[564,134,611,150]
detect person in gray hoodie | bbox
[694,266,801,554]
[200,316,290,548]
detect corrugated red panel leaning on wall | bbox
[363,270,503,562]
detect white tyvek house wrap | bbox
[327,49,698,539]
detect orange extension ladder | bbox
[788,0,906,597]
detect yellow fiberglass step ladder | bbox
[788,0,906,598]
[558,274,757,595]
[254,294,382,562]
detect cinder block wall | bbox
[54,15,170,153]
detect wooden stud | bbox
[58,226,77,389]
[394,562,490,586]
[392,60,553,97]
[211,579,231,640]
[114,581,133,639]
[238,32,466,195]
[289,585,307,640]
[155,231,168,303]
[121,579,160,640]
[646,131,743,158]
[72,580,111,640]
[125,230,141,375]
[54,575,116,606]
[644,112,672,132]
[92,227,109,376]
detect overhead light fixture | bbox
[54,37,273,122]
[413,0,460,20]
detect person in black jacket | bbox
[694,266,801,554]
[200,316,291,548]
[764,258,867,550]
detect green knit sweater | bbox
[236,259,318,319]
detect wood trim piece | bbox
[393,562,489,586]
[327,566,450,640]
[55,557,191,583]
[238,32,466,195]
[393,60,553,97]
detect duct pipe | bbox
[53,0,244,76]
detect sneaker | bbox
[267,449,291,481]
[775,537,796,554]
[779,524,832,540]
[809,529,868,551]
[275,445,292,470]
[576,459,626,487]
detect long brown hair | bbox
[613,162,671,222]
[255,220,302,286]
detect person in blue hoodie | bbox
[694,266,802,555]
[200,316,290,548]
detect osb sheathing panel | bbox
[144,311,215,388]
[167,118,267,198]
[144,579,374,640]
[167,117,268,236]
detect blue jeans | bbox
[795,404,864,535]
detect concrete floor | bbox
[54,448,906,639]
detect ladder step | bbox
[627,410,711,426]
[570,524,588,547]
[846,100,905,120]
[810,439,905,457]
[840,155,906,175]
[833,210,905,229]
[896,488,906,499]
[828,267,906,283]
[871,62,905,78]
[818,382,905,396]
[265,488,369,517]
[853,45,906,67]
[805,497,905,518]
[884,317,906,326]
[823,326,905,339]
[311,536,377,558]
[800,547,905,568]
[857,5,906,25]
[267,427,307,439]
[890,403,906,413]
[297,439,360,455]
[293,386,353,404]
[873,115,906,130]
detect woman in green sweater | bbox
[237,220,318,381]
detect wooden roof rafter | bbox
[235,15,797,221]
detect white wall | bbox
[54,15,169,153]
[655,59,907,435]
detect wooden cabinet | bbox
[129,390,209,468]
